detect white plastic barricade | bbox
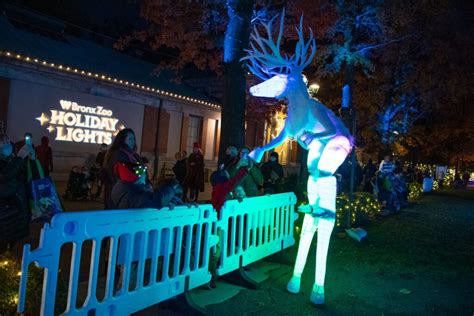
[217,193,297,275]
[17,205,218,316]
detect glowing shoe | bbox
[310,284,325,306]
[286,275,301,293]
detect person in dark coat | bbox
[35,136,53,177]
[184,143,205,202]
[361,159,377,193]
[172,150,188,187]
[92,143,108,198]
[222,146,238,170]
[103,128,147,209]
[261,152,284,194]
[0,134,28,253]
[110,161,162,209]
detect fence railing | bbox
[217,193,297,275]
[17,193,297,315]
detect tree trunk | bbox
[219,0,254,164]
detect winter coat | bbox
[110,181,162,210]
[228,163,264,197]
[261,160,284,193]
[173,159,187,185]
[95,151,106,167]
[211,168,248,217]
[184,152,205,192]
[0,155,29,242]
[35,137,53,177]
[103,147,145,209]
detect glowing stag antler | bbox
[242,10,317,80]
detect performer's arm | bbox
[250,127,288,162]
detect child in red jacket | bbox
[208,156,252,288]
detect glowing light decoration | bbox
[242,11,352,306]
[0,50,221,109]
[36,99,121,144]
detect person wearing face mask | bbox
[0,134,29,253]
[261,151,284,194]
[228,147,264,197]
[222,146,238,171]
[103,129,147,209]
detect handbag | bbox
[27,159,63,221]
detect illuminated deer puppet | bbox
[243,12,352,306]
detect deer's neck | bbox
[286,88,311,119]
[285,88,312,137]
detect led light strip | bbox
[0,50,221,109]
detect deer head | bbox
[242,10,316,99]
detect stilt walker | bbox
[242,10,353,306]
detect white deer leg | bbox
[309,137,350,306]
[287,212,318,293]
[311,176,337,306]
[287,144,322,293]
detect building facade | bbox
[0,9,221,179]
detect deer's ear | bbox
[249,75,288,98]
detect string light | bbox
[335,193,380,227]
[0,51,221,109]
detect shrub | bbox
[336,192,380,227]
[408,182,423,200]
[0,252,67,315]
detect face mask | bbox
[1,143,13,157]
[270,157,277,162]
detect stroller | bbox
[63,166,95,200]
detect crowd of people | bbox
[3,128,471,291]
[344,154,470,215]
[0,127,287,256]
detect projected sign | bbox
[36,100,123,144]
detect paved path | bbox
[138,189,474,315]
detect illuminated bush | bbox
[0,252,67,315]
[408,182,423,200]
[432,180,439,191]
[335,192,380,227]
[444,169,456,187]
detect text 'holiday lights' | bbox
[36,100,123,144]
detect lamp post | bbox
[308,83,320,96]
[339,85,356,228]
